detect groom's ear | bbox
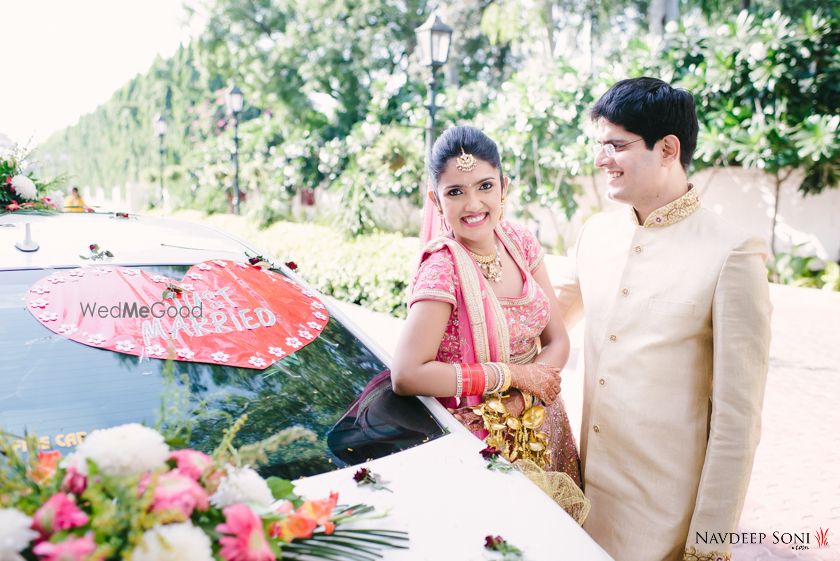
[660,134,681,167]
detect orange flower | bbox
[31,450,62,485]
[269,513,317,542]
[295,492,339,535]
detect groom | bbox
[554,77,771,561]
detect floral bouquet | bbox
[1,150,61,213]
[0,418,407,561]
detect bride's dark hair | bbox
[428,126,503,191]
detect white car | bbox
[0,212,612,560]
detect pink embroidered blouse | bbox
[408,221,549,362]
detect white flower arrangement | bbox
[210,466,274,509]
[68,423,169,477]
[128,522,214,561]
[0,508,38,561]
[10,175,37,200]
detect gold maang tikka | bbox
[455,147,477,172]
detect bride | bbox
[390,126,583,498]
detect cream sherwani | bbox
[555,189,771,561]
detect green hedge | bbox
[171,211,417,317]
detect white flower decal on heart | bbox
[248,356,267,368]
[186,272,203,281]
[213,260,227,267]
[145,344,165,357]
[306,321,320,330]
[211,351,230,363]
[57,324,78,335]
[150,275,168,283]
[285,337,302,349]
[30,286,50,295]
[123,269,138,276]
[68,270,85,278]
[86,333,107,345]
[268,346,286,357]
[39,312,59,322]
[176,347,195,360]
[47,276,66,284]
[30,298,49,309]
[312,311,327,321]
[115,340,135,352]
[181,283,196,291]
[197,263,212,271]
[311,302,326,310]
[297,329,314,340]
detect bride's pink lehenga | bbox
[409,220,582,490]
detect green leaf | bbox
[266,476,297,501]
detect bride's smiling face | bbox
[431,157,507,250]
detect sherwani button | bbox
[634,245,642,253]
[599,378,606,386]
[621,288,630,296]
[594,424,601,433]
[609,334,617,342]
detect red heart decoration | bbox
[25,260,329,369]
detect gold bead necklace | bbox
[468,243,503,283]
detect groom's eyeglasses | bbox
[594,138,644,159]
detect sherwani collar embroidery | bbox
[631,184,700,228]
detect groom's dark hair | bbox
[591,77,699,170]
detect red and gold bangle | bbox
[458,363,487,396]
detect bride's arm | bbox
[391,299,468,397]
[532,261,571,371]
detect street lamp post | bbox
[414,12,453,156]
[226,85,245,215]
[153,114,167,207]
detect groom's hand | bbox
[509,363,562,405]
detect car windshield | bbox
[0,265,446,479]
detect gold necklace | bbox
[468,244,503,283]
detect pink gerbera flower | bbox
[216,503,275,561]
[31,493,89,536]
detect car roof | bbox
[0,212,254,270]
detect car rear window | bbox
[0,265,447,479]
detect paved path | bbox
[330,282,840,561]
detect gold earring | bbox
[500,196,506,221]
[438,208,448,232]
